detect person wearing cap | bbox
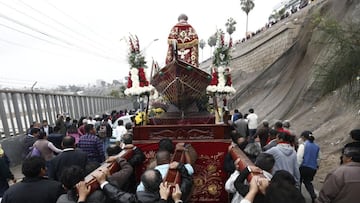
[316,145,360,203]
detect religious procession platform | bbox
[133,138,232,203]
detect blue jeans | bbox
[103,137,110,155]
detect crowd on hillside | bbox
[0,107,358,203]
[225,108,360,203]
[235,0,313,45]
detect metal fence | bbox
[0,89,132,138]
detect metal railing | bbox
[0,89,132,138]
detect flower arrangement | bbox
[124,35,155,96]
[206,30,235,95]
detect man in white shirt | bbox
[137,150,194,192]
[247,108,258,141]
[87,116,96,126]
[111,119,127,144]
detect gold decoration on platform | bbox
[208,184,219,196]
[190,152,224,201]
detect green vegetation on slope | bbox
[314,16,360,103]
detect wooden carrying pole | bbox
[229,145,264,182]
[163,148,185,188]
[83,148,134,193]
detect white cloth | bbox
[225,170,244,203]
[297,143,305,166]
[240,199,251,203]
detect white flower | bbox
[206,85,218,93]
[217,66,225,73]
[150,89,159,99]
[130,68,139,75]
[206,65,236,95]
[125,68,154,96]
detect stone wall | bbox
[230,25,297,73]
[200,12,304,74]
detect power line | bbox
[16,0,128,58]
[42,0,124,52]
[0,22,75,52]
[0,0,123,58]
[0,36,68,56]
[0,13,125,63]
[0,78,57,87]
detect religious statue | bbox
[166,14,199,67]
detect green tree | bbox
[314,17,360,102]
[110,89,120,98]
[268,10,280,23]
[240,0,255,34]
[119,85,126,97]
[112,80,121,86]
[199,39,206,61]
[225,17,237,36]
[278,8,286,18]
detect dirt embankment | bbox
[230,0,360,189]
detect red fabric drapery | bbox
[135,141,230,203]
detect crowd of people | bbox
[225,108,360,203]
[0,106,358,203]
[0,109,199,203]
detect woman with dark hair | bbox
[297,131,320,203]
[240,170,305,203]
[33,131,63,172]
[67,124,80,146]
[265,170,305,203]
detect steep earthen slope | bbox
[230,0,360,187]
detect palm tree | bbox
[240,0,255,34]
[278,8,286,19]
[208,34,217,57]
[225,17,237,36]
[199,39,206,61]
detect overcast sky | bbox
[0,0,281,89]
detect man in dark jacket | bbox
[79,168,182,203]
[317,145,360,203]
[40,119,53,136]
[106,133,145,193]
[48,136,88,181]
[2,156,64,203]
[22,128,40,160]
